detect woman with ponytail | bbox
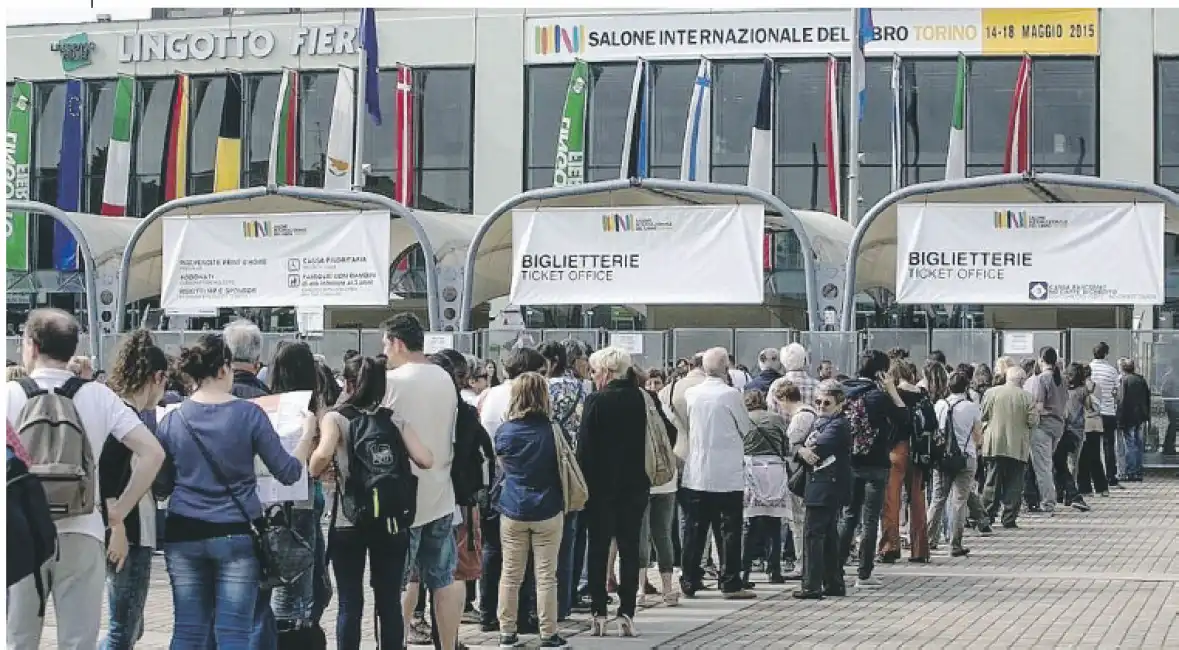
[1025,346,1069,514]
[100,329,169,650]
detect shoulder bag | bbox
[175,409,313,590]
[550,423,588,513]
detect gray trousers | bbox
[638,492,677,574]
[8,532,106,650]
[1031,422,1065,506]
[927,456,978,550]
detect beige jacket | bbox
[660,369,706,461]
[980,382,1039,461]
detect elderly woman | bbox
[793,380,852,600]
[578,346,657,637]
[776,380,817,580]
[740,389,791,586]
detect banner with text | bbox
[525,9,1098,63]
[896,203,1164,306]
[511,205,765,305]
[162,210,390,310]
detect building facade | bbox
[6,8,1179,329]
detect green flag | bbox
[6,80,32,271]
[553,60,588,187]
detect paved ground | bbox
[36,473,1179,649]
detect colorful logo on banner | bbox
[535,24,585,55]
[242,220,273,238]
[50,33,96,72]
[601,213,633,232]
[992,210,1068,230]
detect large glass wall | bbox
[1155,58,1179,306]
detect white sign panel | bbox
[896,203,1165,306]
[1002,332,1036,355]
[610,332,645,354]
[162,211,390,310]
[510,205,765,306]
[424,333,456,354]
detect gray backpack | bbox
[15,377,96,521]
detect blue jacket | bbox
[745,369,782,396]
[494,413,563,522]
[802,413,852,508]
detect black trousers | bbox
[982,456,1025,526]
[802,505,845,594]
[1022,459,1041,507]
[1077,431,1109,494]
[1053,433,1080,503]
[585,491,649,617]
[679,488,744,593]
[1101,415,1120,485]
[741,516,782,575]
[1165,411,1179,454]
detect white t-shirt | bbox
[460,388,480,407]
[7,369,145,542]
[729,368,750,391]
[477,381,514,441]
[383,363,458,528]
[935,394,981,459]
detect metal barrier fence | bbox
[8,328,1179,384]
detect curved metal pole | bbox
[115,186,442,333]
[840,172,1179,331]
[8,200,105,370]
[460,178,824,331]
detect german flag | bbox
[164,73,190,200]
[213,72,243,192]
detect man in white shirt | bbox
[1089,342,1122,488]
[679,347,756,600]
[381,313,464,650]
[930,371,983,558]
[7,309,165,650]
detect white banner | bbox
[162,210,390,309]
[896,203,1164,305]
[510,205,764,305]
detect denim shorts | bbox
[402,513,458,591]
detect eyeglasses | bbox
[814,398,835,408]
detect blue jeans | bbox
[837,466,888,581]
[1124,423,1146,479]
[166,535,260,650]
[330,526,410,650]
[556,511,578,619]
[100,545,153,650]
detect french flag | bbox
[620,59,650,179]
[747,58,773,193]
[680,59,712,182]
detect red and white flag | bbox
[824,55,842,218]
[395,66,415,206]
[1003,55,1031,174]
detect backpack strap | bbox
[55,376,88,400]
[16,377,44,400]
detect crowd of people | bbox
[5,307,1157,649]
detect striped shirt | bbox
[1088,359,1119,417]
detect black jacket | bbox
[231,369,271,399]
[577,380,675,507]
[842,378,903,469]
[802,413,852,508]
[1116,372,1151,428]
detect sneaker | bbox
[540,634,568,648]
[951,547,970,558]
[1041,502,1056,515]
[499,633,520,648]
[1071,497,1091,512]
[976,521,993,535]
[855,576,882,589]
[407,620,433,646]
[722,589,757,600]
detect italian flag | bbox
[268,68,299,186]
[101,75,135,216]
[1003,55,1032,174]
[944,55,967,180]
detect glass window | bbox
[189,76,226,177]
[776,166,838,214]
[858,58,895,208]
[1032,58,1096,174]
[299,72,338,187]
[902,58,955,182]
[418,169,471,213]
[363,69,398,174]
[776,59,834,213]
[587,63,635,176]
[134,77,176,180]
[1159,59,1179,173]
[526,64,573,177]
[967,58,1019,170]
[650,61,696,171]
[245,73,281,187]
[35,82,66,175]
[418,68,472,170]
[84,80,116,212]
[711,61,762,172]
[133,175,165,217]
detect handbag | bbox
[175,409,314,590]
[550,423,589,513]
[787,464,808,498]
[640,390,676,486]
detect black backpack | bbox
[452,401,489,507]
[336,406,417,536]
[7,445,58,616]
[907,391,940,469]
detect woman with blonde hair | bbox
[493,372,566,649]
[993,356,1015,386]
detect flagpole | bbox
[352,32,367,191]
[847,9,863,225]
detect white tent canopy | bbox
[69,195,482,305]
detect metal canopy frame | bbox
[7,200,105,369]
[459,177,824,331]
[840,172,1179,331]
[114,185,443,332]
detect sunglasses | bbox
[814,398,835,408]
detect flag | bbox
[945,54,968,180]
[824,55,842,217]
[1003,55,1032,174]
[101,76,135,215]
[889,54,903,191]
[395,65,415,204]
[6,80,33,271]
[213,73,243,192]
[53,79,84,271]
[681,58,712,182]
[620,59,650,179]
[324,66,356,191]
[360,8,381,126]
[267,69,299,186]
[853,8,877,121]
[746,58,773,191]
[554,60,588,187]
[163,74,190,201]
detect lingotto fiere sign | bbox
[161,211,390,310]
[896,203,1165,306]
[510,205,765,305]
